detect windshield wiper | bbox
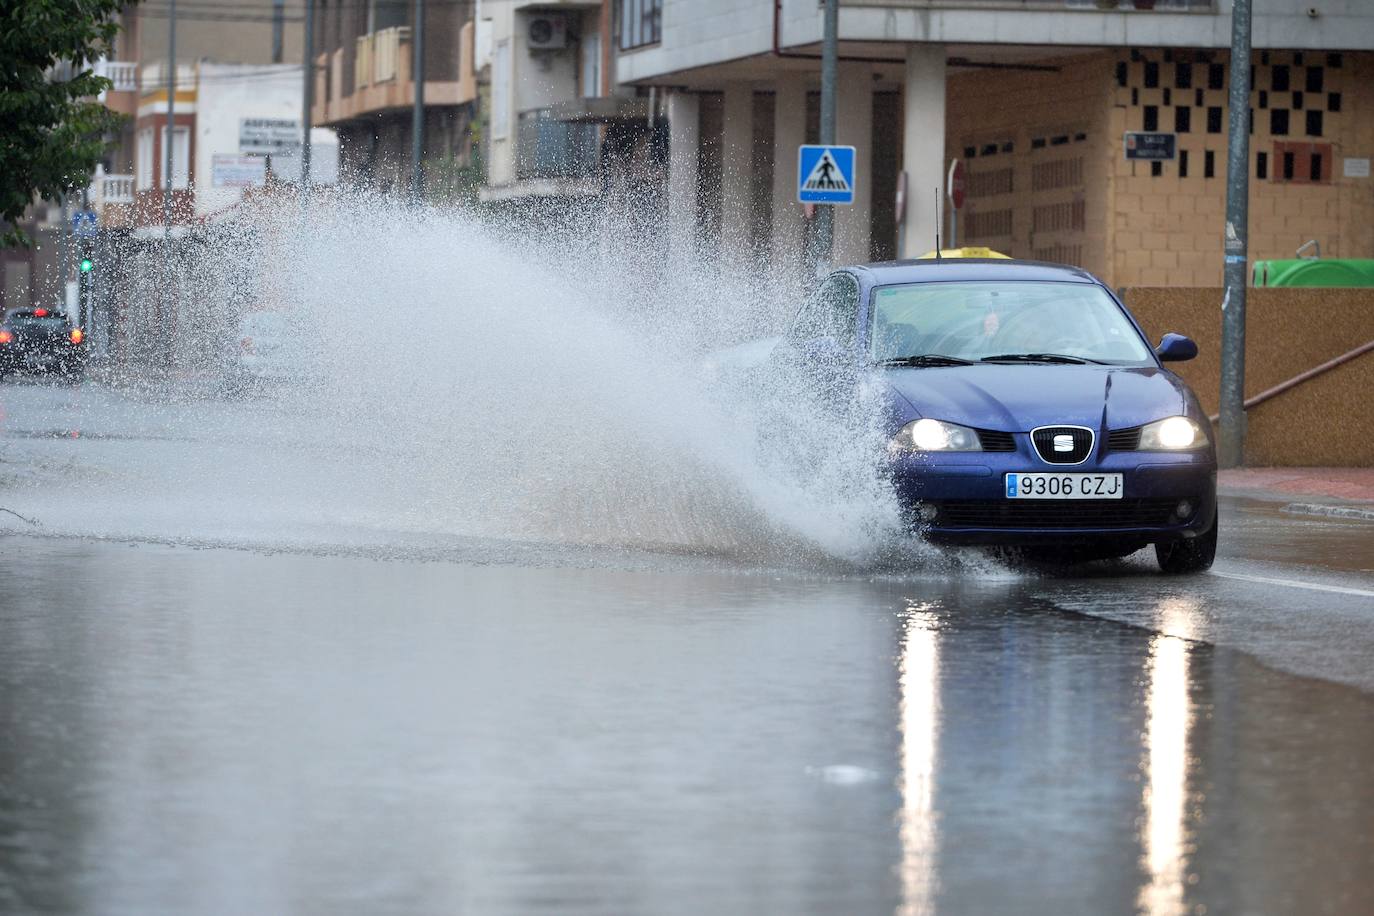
[874,354,975,368]
[979,353,1102,365]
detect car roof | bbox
[847,258,1101,286]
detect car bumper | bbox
[0,345,84,372]
[889,449,1217,546]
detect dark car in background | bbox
[0,308,87,382]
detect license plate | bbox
[1006,473,1123,499]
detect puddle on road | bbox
[1,538,1371,916]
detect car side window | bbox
[789,273,859,346]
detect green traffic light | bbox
[79,257,94,273]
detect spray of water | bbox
[2,193,957,570]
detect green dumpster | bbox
[1252,258,1374,287]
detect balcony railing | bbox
[516,109,599,181]
[91,169,135,208]
[355,27,411,89]
[95,60,139,92]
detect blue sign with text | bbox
[797,145,856,205]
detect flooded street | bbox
[3,381,1374,915]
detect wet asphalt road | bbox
[2,381,1374,916]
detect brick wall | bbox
[1111,49,1374,287]
[948,49,1374,288]
[945,53,1114,279]
[1123,287,1374,467]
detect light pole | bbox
[1219,0,1252,468]
[411,0,426,201]
[812,0,838,275]
[303,0,314,195]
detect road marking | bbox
[1213,571,1374,599]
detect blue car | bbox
[773,259,1217,573]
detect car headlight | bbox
[890,418,982,453]
[1139,416,1204,450]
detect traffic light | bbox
[79,256,94,273]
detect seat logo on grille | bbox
[1053,434,1074,452]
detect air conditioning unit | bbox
[526,14,568,51]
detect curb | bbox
[1281,502,1374,522]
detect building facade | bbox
[610,0,1374,287]
[309,0,480,197]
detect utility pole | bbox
[163,0,176,235]
[162,0,177,369]
[1219,0,1252,468]
[272,0,285,63]
[302,0,314,194]
[411,0,426,201]
[812,0,838,274]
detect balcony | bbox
[315,23,476,128]
[95,60,139,93]
[516,109,599,181]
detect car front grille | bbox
[1107,427,1142,451]
[1032,426,1094,464]
[934,498,1188,529]
[976,429,1016,452]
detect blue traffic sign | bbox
[71,210,98,237]
[798,145,856,205]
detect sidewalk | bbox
[1219,467,1374,508]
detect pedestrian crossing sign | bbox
[798,144,856,205]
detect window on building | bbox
[1306,110,1323,137]
[1306,66,1323,93]
[581,29,602,97]
[618,0,661,51]
[1271,141,1333,185]
[1208,63,1225,90]
[1204,150,1215,179]
[1175,62,1193,89]
[1256,151,1267,180]
[137,127,154,190]
[1271,65,1290,92]
[370,0,406,32]
[158,126,190,190]
[1270,109,1289,136]
[490,40,510,139]
[1143,106,1158,131]
[1175,106,1190,133]
[1179,150,1189,177]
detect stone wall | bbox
[1122,287,1374,466]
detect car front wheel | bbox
[1155,510,1218,574]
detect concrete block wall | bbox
[1111,49,1374,287]
[945,53,1114,277]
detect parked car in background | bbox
[0,307,86,383]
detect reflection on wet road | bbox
[3,536,1373,915]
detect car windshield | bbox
[869,280,1154,366]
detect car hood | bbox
[881,364,1191,431]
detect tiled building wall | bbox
[945,53,1114,279]
[948,49,1374,287]
[1111,48,1374,287]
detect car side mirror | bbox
[1155,332,1198,363]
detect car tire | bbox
[1155,510,1218,574]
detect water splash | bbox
[2,194,922,568]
